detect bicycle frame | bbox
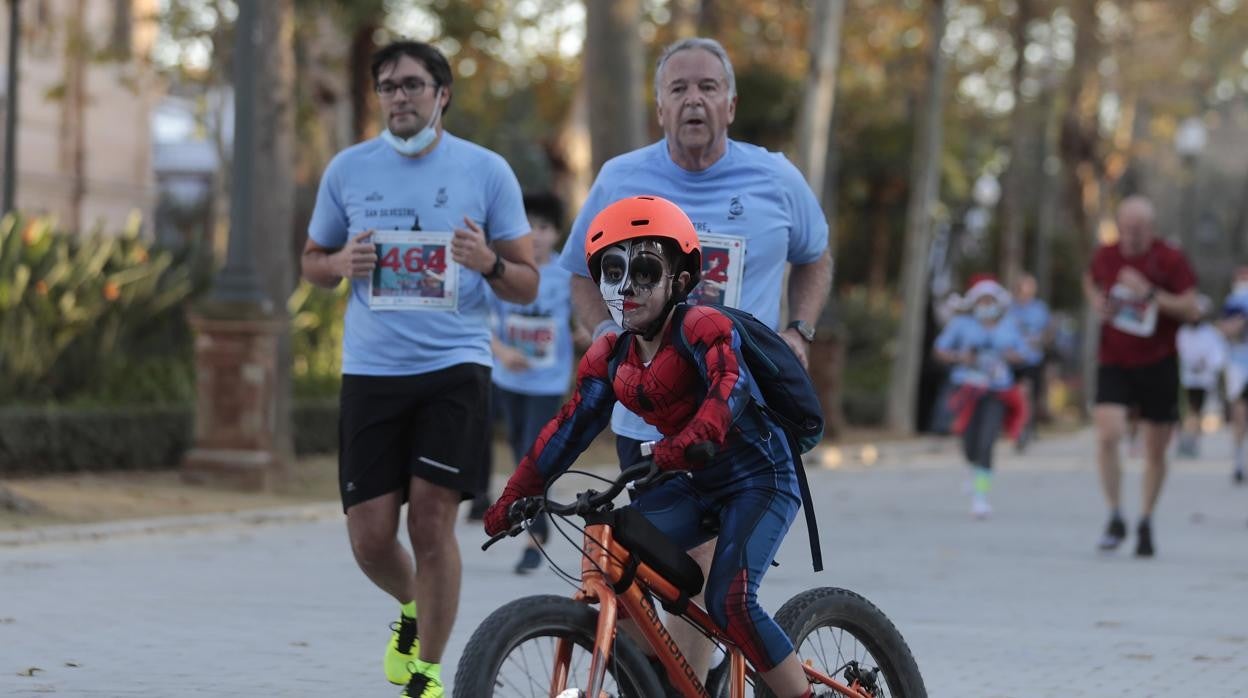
[548,520,875,698]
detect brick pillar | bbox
[182,313,285,490]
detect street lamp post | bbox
[959,172,1000,261]
[1175,116,1208,252]
[182,0,283,490]
[209,0,266,308]
[3,0,22,216]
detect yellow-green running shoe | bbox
[400,663,443,697]
[384,613,419,685]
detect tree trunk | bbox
[60,0,88,233]
[698,0,720,36]
[350,23,380,142]
[793,0,845,207]
[252,0,297,466]
[552,79,592,210]
[886,0,949,434]
[584,0,646,175]
[1058,0,1106,416]
[1059,0,1103,252]
[1034,91,1061,304]
[1000,0,1033,288]
[670,0,698,38]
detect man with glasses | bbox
[301,40,538,698]
[557,37,833,693]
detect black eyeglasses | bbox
[375,78,434,99]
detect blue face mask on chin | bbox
[380,88,443,157]
[974,303,1003,322]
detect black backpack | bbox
[608,303,826,571]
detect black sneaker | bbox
[1135,520,1154,558]
[1234,469,1245,485]
[1097,516,1127,551]
[514,547,542,575]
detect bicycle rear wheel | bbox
[453,594,663,698]
[759,587,926,698]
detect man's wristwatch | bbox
[483,252,506,281]
[787,320,816,343]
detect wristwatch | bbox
[483,252,506,281]
[787,320,816,343]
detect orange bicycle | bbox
[455,458,926,697]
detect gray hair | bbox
[653,37,737,101]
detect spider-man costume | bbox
[485,304,802,672]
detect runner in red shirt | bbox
[1082,196,1198,558]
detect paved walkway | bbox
[2,429,1247,696]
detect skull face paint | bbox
[598,240,673,331]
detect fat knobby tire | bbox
[452,594,663,698]
[757,587,927,698]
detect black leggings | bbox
[962,395,1005,469]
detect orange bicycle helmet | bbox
[585,195,701,288]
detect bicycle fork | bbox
[566,523,718,698]
[549,524,620,698]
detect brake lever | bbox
[482,519,528,551]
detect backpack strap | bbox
[785,429,825,573]
[606,330,633,385]
[676,304,824,573]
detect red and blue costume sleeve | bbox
[483,334,618,535]
[651,306,755,471]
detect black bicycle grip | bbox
[685,441,717,466]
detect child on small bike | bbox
[484,195,823,698]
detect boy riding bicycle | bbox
[484,195,824,698]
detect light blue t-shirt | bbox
[558,138,829,440]
[1008,299,1051,367]
[308,133,529,376]
[1223,291,1248,371]
[935,315,1029,391]
[490,258,575,397]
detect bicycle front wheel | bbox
[759,587,926,698]
[453,594,663,698]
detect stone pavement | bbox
[2,429,1247,697]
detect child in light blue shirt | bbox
[934,276,1030,518]
[484,192,588,574]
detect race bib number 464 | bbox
[368,231,459,311]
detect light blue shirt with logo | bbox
[935,315,1029,391]
[308,133,529,376]
[491,258,575,396]
[557,138,829,440]
[1007,299,1051,367]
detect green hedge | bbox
[0,402,340,477]
[293,400,340,456]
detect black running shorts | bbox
[1184,387,1207,415]
[1095,355,1180,424]
[338,364,492,511]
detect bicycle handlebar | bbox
[481,441,717,551]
